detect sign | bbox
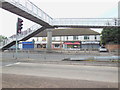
[81,41,100,44]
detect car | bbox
[98,46,108,52]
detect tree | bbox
[101,27,120,45]
[0,35,7,42]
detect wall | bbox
[51,35,100,41]
[105,44,120,51]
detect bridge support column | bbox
[46,29,52,52]
[0,1,2,8]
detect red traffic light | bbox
[17,18,23,34]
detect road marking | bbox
[4,62,21,67]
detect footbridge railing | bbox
[0,24,41,48]
[52,18,119,27]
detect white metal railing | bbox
[3,0,53,24]
[0,24,41,48]
[52,18,119,27]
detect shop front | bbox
[81,41,100,49]
[63,41,81,49]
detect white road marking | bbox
[4,62,21,67]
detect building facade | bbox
[33,28,101,50]
[35,35,100,49]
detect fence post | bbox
[28,50,29,59]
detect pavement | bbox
[2,73,118,88]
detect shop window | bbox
[55,44,60,48]
[37,44,42,48]
[42,44,46,48]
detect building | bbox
[34,28,100,50]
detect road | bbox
[0,51,119,88]
[1,62,119,88]
[2,62,118,83]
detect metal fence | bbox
[1,49,100,61]
[1,49,119,64]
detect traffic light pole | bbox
[16,17,23,59]
[15,34,18,59]
[16,21,18,60]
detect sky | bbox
[0,0,119,37]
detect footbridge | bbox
[52,18,119,28]
[0,25,46,50]
[0,0,119,50]
[0,0,53,27]
[0,0,119,28]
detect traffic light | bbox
[17,18,23,34]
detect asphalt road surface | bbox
[2,62,118,82]
[0,51,119,88]
[1,62,118,88]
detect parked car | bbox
[98,46,108,52]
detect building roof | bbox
[35,28,100,37]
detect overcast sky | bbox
[0,0,119,37]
